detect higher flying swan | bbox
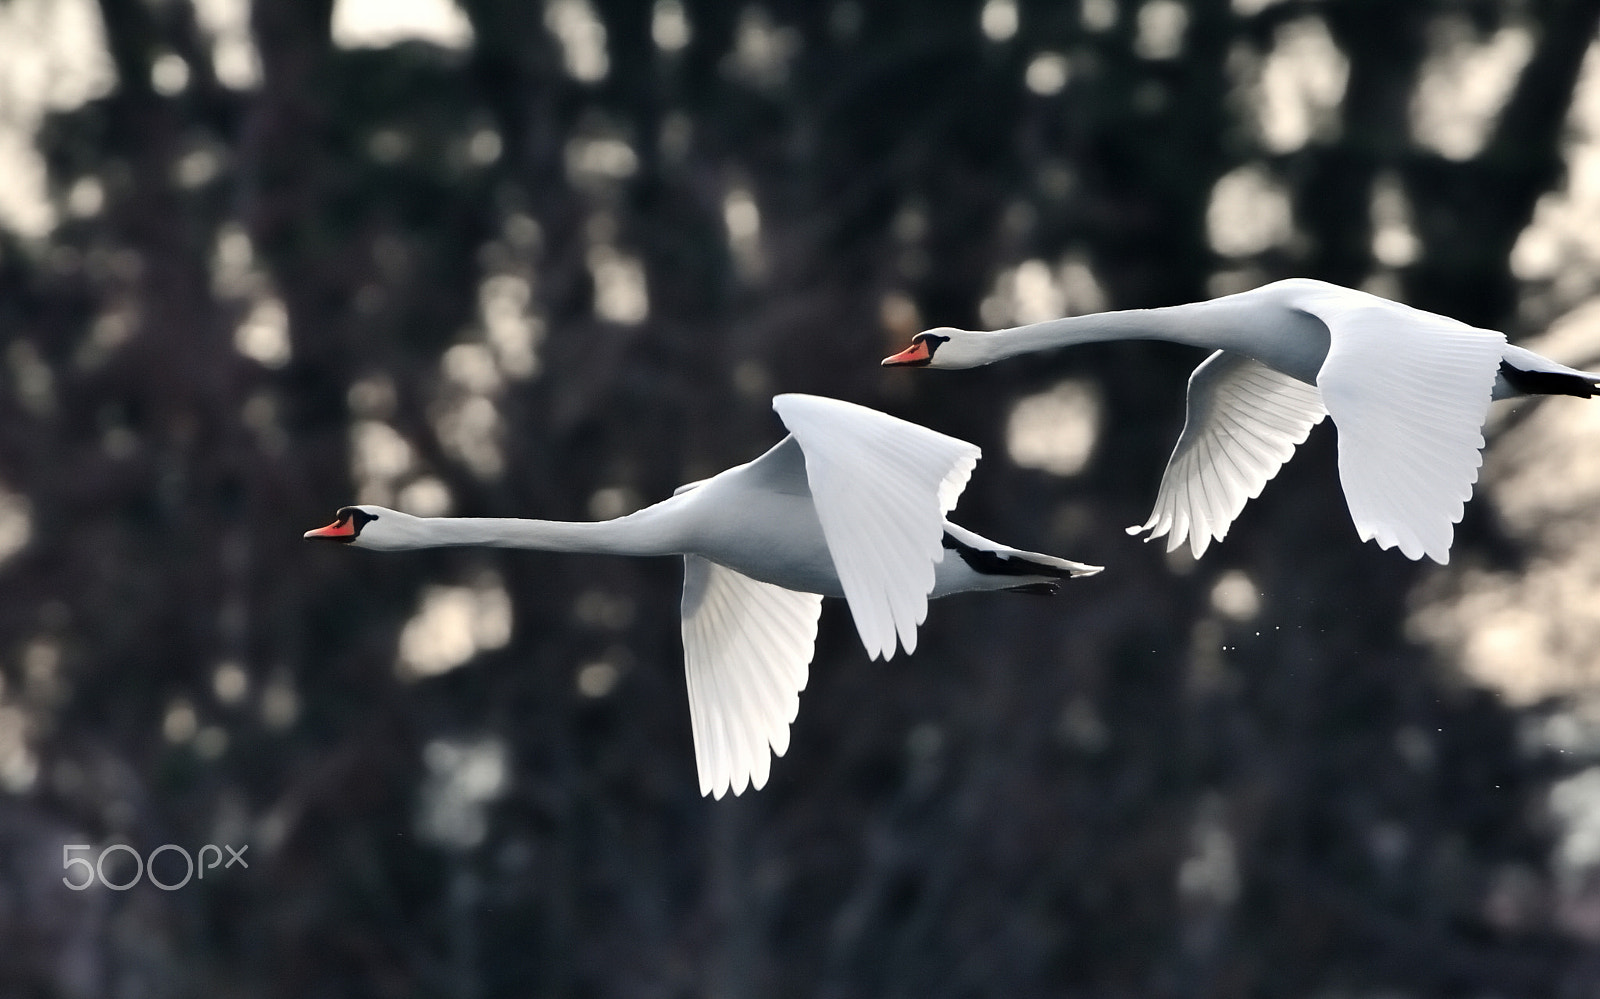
[884,278,1600,564]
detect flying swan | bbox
[306,394,1099,798]
[884,277,1600,564]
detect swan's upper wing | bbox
[771,393,979,660]
[681,555,823,799]
[1309,298,1504,564]
[1128,350,1327,558]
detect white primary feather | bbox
[1311,300,1505,564]
[1129,351,1327,557]
[680,555,823,799]
[771,393,981,660]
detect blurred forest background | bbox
[3,0,1600,995]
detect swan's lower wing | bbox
[772,393,979,660]
[1129,350,1326,558]
[681,555,823,799]
[1312,301,1504,564]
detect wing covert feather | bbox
[1311,301,1504,564]
[772,394,980,660]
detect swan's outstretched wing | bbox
[1310,299,1504,564]
[772,393,979,660]
[1128,351,1327,558]
[681,555,823,799]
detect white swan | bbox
[306,394,1099,798]
[884,277,1600,564]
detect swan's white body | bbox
[308,394,1098,798]
[889,278,1600,564]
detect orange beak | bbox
[881,341,932,367]
[304,516,355,540]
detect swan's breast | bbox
[678,477,844,597]
[1201,293,1331,384]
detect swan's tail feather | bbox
[940,529,1103,582]
[1499,360,1598,399]
[1498,342,1600,399]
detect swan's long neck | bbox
[978,300,1252,363]
[384,501,690,557]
